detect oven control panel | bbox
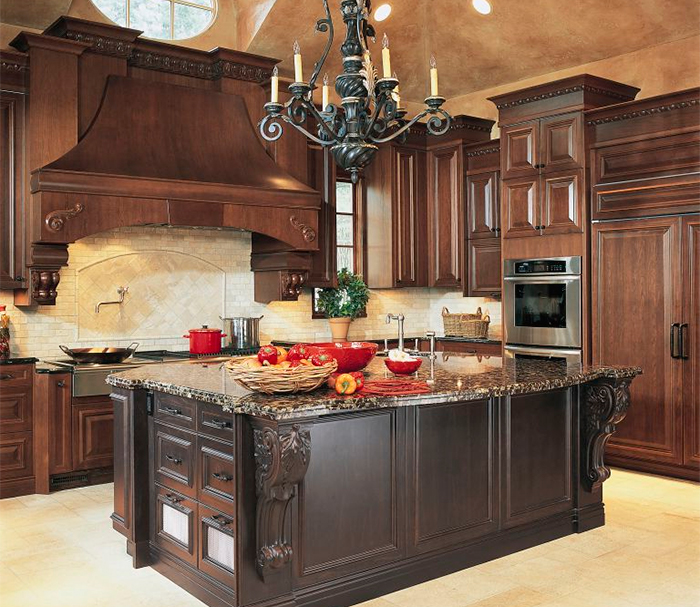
[514,259,567,274]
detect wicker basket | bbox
[225,357,338,394]
[442,306,491,339]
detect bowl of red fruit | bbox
[310,342,378,373]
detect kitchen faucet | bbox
[95,286,129,314]
[385,313,405,352]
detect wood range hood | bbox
[10,17,321,305]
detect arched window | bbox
[91,0,216,40]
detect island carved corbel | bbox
[251,420,312,580]
[582,377,633,491]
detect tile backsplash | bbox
[0,226,501,359]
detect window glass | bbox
[91,0,216,40]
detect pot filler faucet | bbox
[95,286,129,314]
[385,313,405,352]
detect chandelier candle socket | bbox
[382,33,392,78]
[430,55,439,97]
[392,71,400,106]
[293,40,303,82]
[259,0,451,183]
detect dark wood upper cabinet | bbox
[682,215,699,472]
[365,143,427,289]
[540,113,582,171]
[466,239,501,297]
[427,142,463,288]
[541,169,583,235]
[306,144,337,288]
[467,171,500,239]
[0,90,27,289]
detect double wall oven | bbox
[503,256,583,365]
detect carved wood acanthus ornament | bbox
[253,423,312,580]
[582,378,632,491]
[289,216,317,243]
[31,270,61,305]
[282,272,306,301]
[45,203,85,232]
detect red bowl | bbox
[311,342,378,373]
[384,358,423,375]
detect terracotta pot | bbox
[328,317,352,342]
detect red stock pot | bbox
[183,326,227,354]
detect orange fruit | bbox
[275,347,288,363]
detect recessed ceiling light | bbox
[472,0,492,15]
[374,4,392,22]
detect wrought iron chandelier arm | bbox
[368,107,451,144]
[361,91,390,140]
[309,0,334,90]
[260,111,337,146]
[302,99,345,143]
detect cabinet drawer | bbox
[154,393,196,431]
[0,364,32,388]
[0,388,32,434]
[154,422,196,498]
[199,504,235,587]
[197,402,234,443]
[198,436,235,511]
[0,431,33,479]
[154,484,198,566]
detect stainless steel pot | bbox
[220,316,263,350]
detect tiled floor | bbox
[0,470,698,607]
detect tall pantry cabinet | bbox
[588,88,700,480]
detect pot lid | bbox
[187,325,221,334]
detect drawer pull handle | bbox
[164,493,183,504]
[209,419,232,429]
[162,406,182,416]
[211,514,231,526]
[165,454,182,465]
[0,373,14,380]
[212,472,232,482]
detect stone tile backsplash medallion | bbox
[0,226,501,359]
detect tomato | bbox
[275,347,288,363]
[287,343,315,362]
[311,352,334,367]
[350,371,365,390]
[326,372,339,389]
[257,345,278,365]
[335,373,357,395]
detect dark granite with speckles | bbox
[106,353,641,421]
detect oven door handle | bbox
[504,345,583,356]
[503,276,581,283]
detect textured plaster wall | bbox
[0,227,499,360]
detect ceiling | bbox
[1,0,698,102]
[247,0,700,101]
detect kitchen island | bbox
[107,354,640,607]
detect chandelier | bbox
[259,0,452,184]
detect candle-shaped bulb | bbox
[429,54,438,97]
[293,40,304,82]
[322,72,330,110]
[270,65,279,103]
[381,33,392,78]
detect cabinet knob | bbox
[56,380,65,388]
[14,276,25,282]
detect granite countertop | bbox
[107,354,641,421]
[0,357,38,366]
[35,362,71,374]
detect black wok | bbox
[59,342,139,364]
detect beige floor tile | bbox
[0,471,698,607]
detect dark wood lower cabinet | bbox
[72,396,114,471]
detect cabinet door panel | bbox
[502,123,538,179]
[540,113,581,172]
[48,374,72,474]
[154,484,198,567]
[467,239,501,297]
[592,218,683,465]
[306,144,337,287]
[198,436,235,511]
[0,431,33,479]
[542,170,583,235]
[0,388,32,434]
[72,397,114,470]
[467,171,499,239]
[199,505,235,587]
[154,421,196,497]
[503,390,572,527]
[682,216,700,470]
[428,144,463,287]
[502,177,539,238]
[393,147,424,286]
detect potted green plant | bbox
[316,268,370,341]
